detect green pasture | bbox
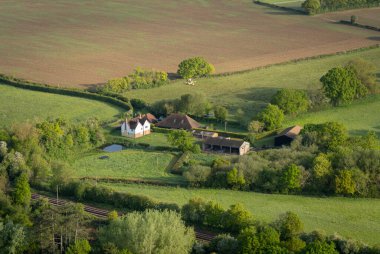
[285,94,380,136]
[0,84,123,128]
[128,48,380,121]
[258,0,304,9]
[72,149,183,184]
[100,183,380,245]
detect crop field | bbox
[285,94,380,136]
[100,183,380,245]
[0,0,379,87]
[128,47,380,120]
[322,7,380,28]
[0,84,123,128]
[72,149,183,184]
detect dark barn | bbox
[274,125,302,147]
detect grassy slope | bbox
[285,94,380,136]
[72,149,183,184]
[0,84,123,128]
[100,183,380,245]
[127,48,380,120]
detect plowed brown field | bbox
[0,0,378,87]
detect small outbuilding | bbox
[192,130,218,139]
[274,125,302,147]
[203,137,250,155]
[156,113,201,131]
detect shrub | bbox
[302,0,321,14]
[177,57,215,79]
[183,165,212,187]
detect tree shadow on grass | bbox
[234,87,279,103]
[367,36,380,41]
[349,126,380,137]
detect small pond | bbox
[103,144,124,153]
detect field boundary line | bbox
[207,44,380,79]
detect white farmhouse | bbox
[121,117,151,138]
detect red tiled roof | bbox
[156,113,201,130]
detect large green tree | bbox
[177,57,215,79]
[98,210,195,254]
[280,164,302,193]
[168,130,200,153]
[346,58,377,94]
[320,66,367,106]
[271,89,310,115]
[12,173,31,208]
[214,105,228,122]
[257,104,284,131]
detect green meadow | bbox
[0,84,123,128]
[285,94,380,136]
[72,149,183,184]
[100,183,380,245]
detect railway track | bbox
[31,193,216,242]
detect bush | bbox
[302,0,321,14]
[177,57,215,79]
[183,165,212,187]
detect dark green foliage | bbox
[66,239,91,254]
[181,198,254,233]
[177,57,215,79]
[98,210,195,254]
[302,122,348,151]
[0,220,26,254]
[12,173,31,208]
[178,93,211,116]
[130,98,148,111]
[257,104,284,131]
[214,105,228,122]
[102,68,168,93]
[346,58,377,94]
[226,167,246,190]
[57,181,179,212]
[320,66,368,106]
[316,0,380,13]
[183,165,212,187]
[280,164,302,193]
[302,0,321,14]
[271,89,310,115]
[303,240,338,254]
[209,234,239,254]
[168,130,200,153]
[274,211,304,241]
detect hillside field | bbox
[0,84,123,128]
[285,94,380,136]
[72,149,183,184]
[0,0,378,86]
[100,183,380,245]
[128,47,380,121]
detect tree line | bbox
[182,122,380,197]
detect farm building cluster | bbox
[121,112,301,156]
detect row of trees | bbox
[303,0,380,14]
[242,58,376,133]
[182,122,380,197]
[100,68,169,93]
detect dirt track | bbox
[0,0,378,87]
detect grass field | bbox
[128,47,380,120]
[100,183,380,245]
[0,84,123,128]
[0,0,378,86]
[285,94,380,136]
[72,149,183,184]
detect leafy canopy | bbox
[177,57,215,79]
